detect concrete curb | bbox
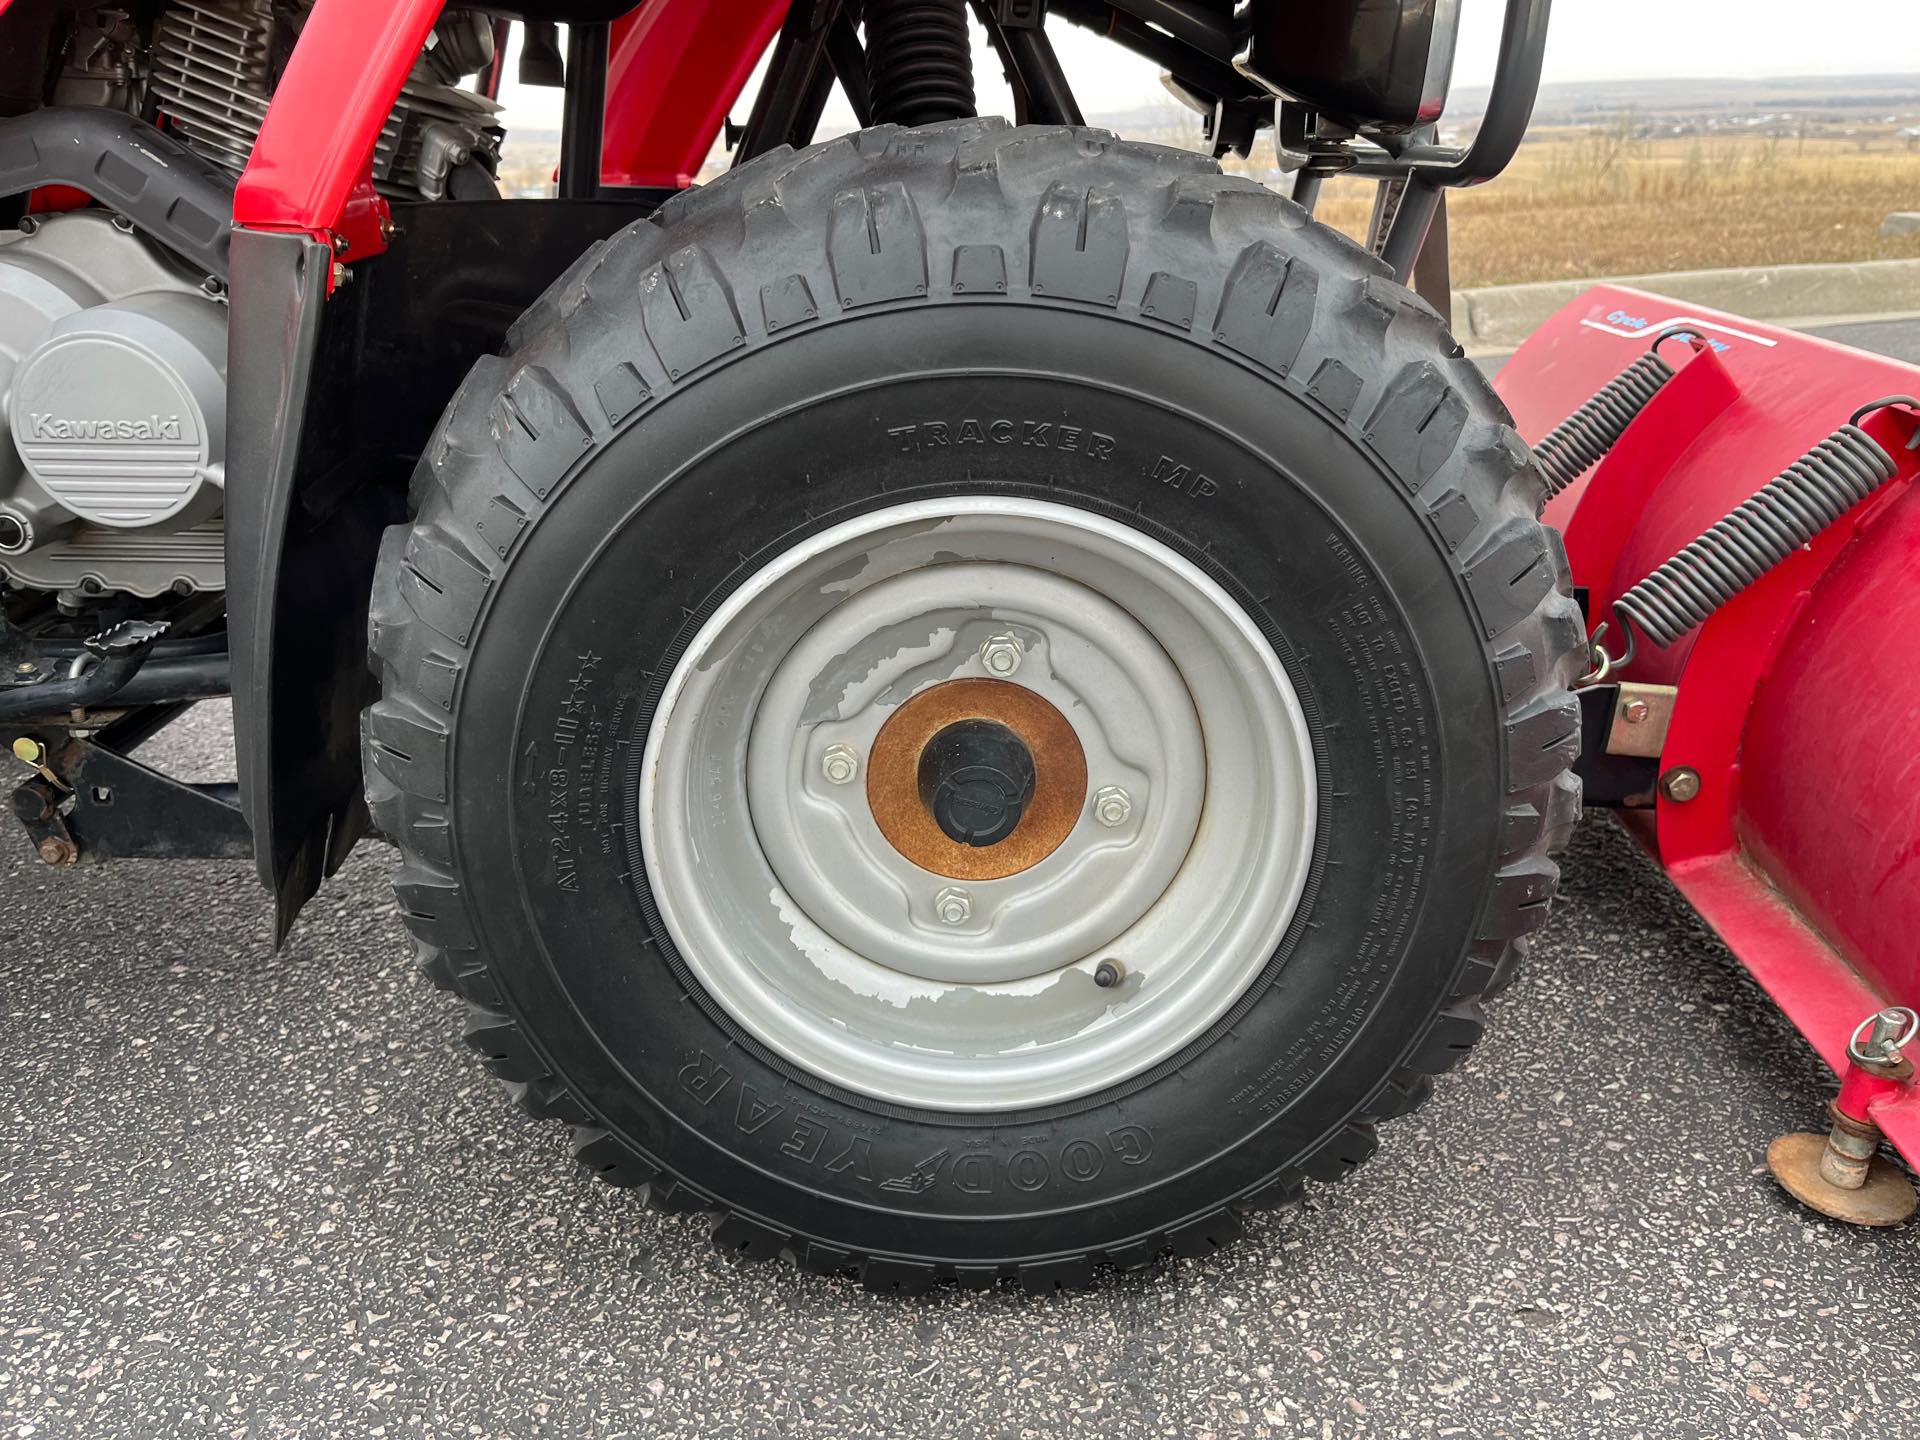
[1453,258,1920,354]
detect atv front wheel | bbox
[365,120,1583,1292]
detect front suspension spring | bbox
[865,0,975,127]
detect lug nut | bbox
[1659,766,1701,803]
[1092,785,1133,828]
[934,887,972,925]
[978,634,1023,678]
[821,743,860,785]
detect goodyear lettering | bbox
[677,1051,733,1105]
[872,1125,1154,1196]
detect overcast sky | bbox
[500,0,1920,132]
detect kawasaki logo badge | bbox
[26,412,185,442]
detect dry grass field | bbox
[500,105,1920,292]
[1276,128,1920,288]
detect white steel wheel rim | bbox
[639,498,1316,1110]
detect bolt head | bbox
[1092,785,1133,828]
[1659,766,1701,803]
[978,634,1023,678]
[820,743,860,786]
[1622,698,1651,725]
[35,836,73,867]
[934,887,973,925]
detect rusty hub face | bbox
[865,678,1087,881]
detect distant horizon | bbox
[498,69,1920,145]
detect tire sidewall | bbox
[452,302,1502,1262]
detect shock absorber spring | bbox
[1609,398,1916,652]
[1533,329,1702,498]
[865,0,975,128]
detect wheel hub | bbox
[638,498,1316,1109]
[869,678,1084,880]
[919,716,1035,848]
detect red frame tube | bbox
[604,0,789,189]
[230,0,442,244]
[229,0,784,246]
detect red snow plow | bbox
[1499,295,1920,1224]
[0,0,1912,1288]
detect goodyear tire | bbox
[364,121,1584,1293]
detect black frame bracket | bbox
[9,728,252,867]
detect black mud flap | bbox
[224,201,655,941]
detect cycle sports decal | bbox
[1579,308,1780,354]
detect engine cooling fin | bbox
[147,0,504,200]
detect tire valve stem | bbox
[1093,958,1126,989]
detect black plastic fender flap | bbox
[226,227,379,943]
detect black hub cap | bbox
[916,718,1037,847]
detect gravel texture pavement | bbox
[2,702,1917,1438]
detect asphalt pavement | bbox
[5,317,1920,1438]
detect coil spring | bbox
[1613,420,1901,649]
[1534,350,1676,497]
[865,0,975,127]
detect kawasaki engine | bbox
[0,1,501,605]
[0,209,227,599]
